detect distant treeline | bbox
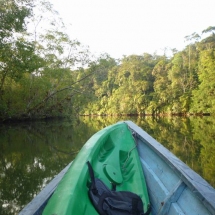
[1,0,215,121]
[80,27,215,116]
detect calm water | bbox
[0,116,215,214]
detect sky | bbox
[49,0,215,59]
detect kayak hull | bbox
[42,122,150,215]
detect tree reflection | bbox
[0,120,92,214]
[0,116,215,214]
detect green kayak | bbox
[43,122,150,214]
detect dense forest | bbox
[1,0,215,122]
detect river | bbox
[0,116,215,214]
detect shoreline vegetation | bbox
[1,112,212,124]
[1,0,215,123]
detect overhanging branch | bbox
[26,72,93,115]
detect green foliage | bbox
[191,49,215,113]
[0,0,32,39]
[81,54,156,115]
[151,58,171,113]
[0,0,215,121]
[79,27,215,116]
[0,0,89,121]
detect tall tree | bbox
[0,0,45,119]
[0,0,90,120]
[0,0,34,93]
[191,49,215,113]
[151,58,171,114]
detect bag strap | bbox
[142,204,151,215]
[87,161,98,194]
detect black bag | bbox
[87,161,151,215]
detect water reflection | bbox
[0,116,215,214]
[0,119,97,215]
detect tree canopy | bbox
[1,0,215,121]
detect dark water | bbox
[0,116,215,214]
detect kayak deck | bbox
[43,122,150,215]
